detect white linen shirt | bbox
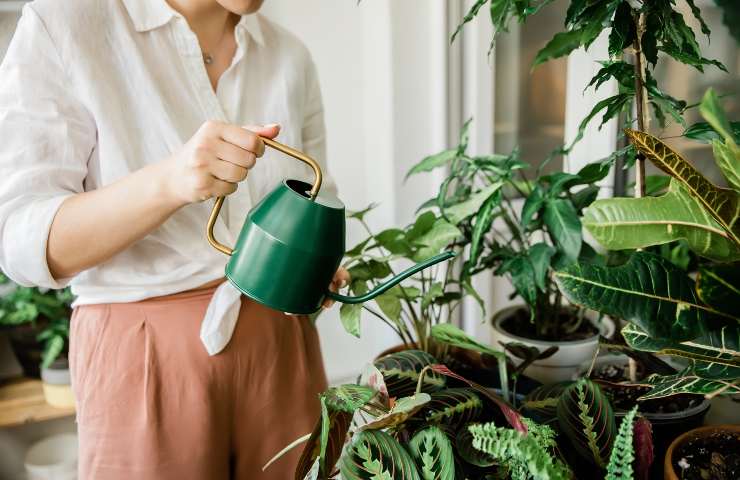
[0,0,335,353]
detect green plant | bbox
[605,406,637,480]
[0,272,73,368]
[555,91,740,399]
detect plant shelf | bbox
[0,378,74,428]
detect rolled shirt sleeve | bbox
[0,6,96,288]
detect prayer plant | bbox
[274,347,654,480]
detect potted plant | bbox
[0,272,74,379]
[664,424,740,480]
[270,344,653,480]
[38,317,74,408]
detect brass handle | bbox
[206,136,323,256]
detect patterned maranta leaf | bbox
[407,426,456,480]
[624,129,740,247]
[374,350,446,398]
[339,429,421,480]
[322,384,377,413]
[556,379,616,468]
[420,388,484,428]
[521,382,571,423]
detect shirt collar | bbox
[122,0,265,46]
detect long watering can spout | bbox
[325,251,456,304]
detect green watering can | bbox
[206,137,455,314]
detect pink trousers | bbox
[69,285,327,479]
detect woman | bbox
[0,0,347,478]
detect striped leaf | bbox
[639,369,740,399]
[697,264,740,317]
[556,379,616,468]
[361,393,431,431]
[294,401,352,480]
[339,430,421,480]
[421,388,484,428]
[583,180,740,261]
[521,382,571,423]
[555,252,733,342]
[622,323,740,381]
[407,426,456,480]
[624,129,740,247]
[323,384,377,413]
[374,350,446,398]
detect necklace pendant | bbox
[203,53,214,65]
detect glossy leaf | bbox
[697,264,740,316]
[528,242,556,291]
[624,129,740,247]
[556,379,616,468]
[555,252,731,342]
[639,369,740,399]
[621,323,740,381]
[339,429,421,480]
[699,88,734,142]
[374,350,446,398]
[467,192,498,273]
[583,180,740,261]
[713,139,740,193]
[295,401,352,480]
[683,121,740,144]
[543,198,582,262]
[407,426,455,480]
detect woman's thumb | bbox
[244,123,281,139]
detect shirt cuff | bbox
[2,194,74,289]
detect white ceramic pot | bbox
[490,305,615,384]
[24,433,78,480]
[41,364,75,409]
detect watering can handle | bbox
[206,136,324,256]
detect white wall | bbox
[260,0,452,383]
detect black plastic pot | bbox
[5,321,46,378]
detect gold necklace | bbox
[202,17,232,66]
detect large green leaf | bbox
[412,219,462,262]
[556,379,616,468]
[713,139,740,193]
[699,89,740,193]
[555,252,733,341]
[406,149,457,180]
[339,429,421,480]
[543,198,582,262]
[622,323,740,381]
[624,129,740,247]
[407,426,455,480]
[442,182,504,225]
[340,303,362,338]
[374,350,446,398]
[697,264,740,316]
[430,323,504,359]
[583,180,740,261]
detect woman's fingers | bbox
[212,140,257,170]
[322,267,352,309]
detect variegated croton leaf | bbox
[697,263,740,318]
[374,350,446,398]
[624,128,740,247]
[555,252,733,342]
[556,379,616,468]
[339,429,422,480]
[638,369,740,400]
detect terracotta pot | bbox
[490,305,615,383]
[663,424,740,480]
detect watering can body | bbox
[225,179,345,314]
[207,137,454,314]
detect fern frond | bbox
[606,407,638,480]
[469,422,571,480]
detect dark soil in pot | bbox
[499,307,598,342]
[673,430,740,480]
[441,348,541,396]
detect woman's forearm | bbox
[47,161,182,279]
[47,121,281,280]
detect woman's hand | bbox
[323,267,351,309]
[160,121,281,207]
